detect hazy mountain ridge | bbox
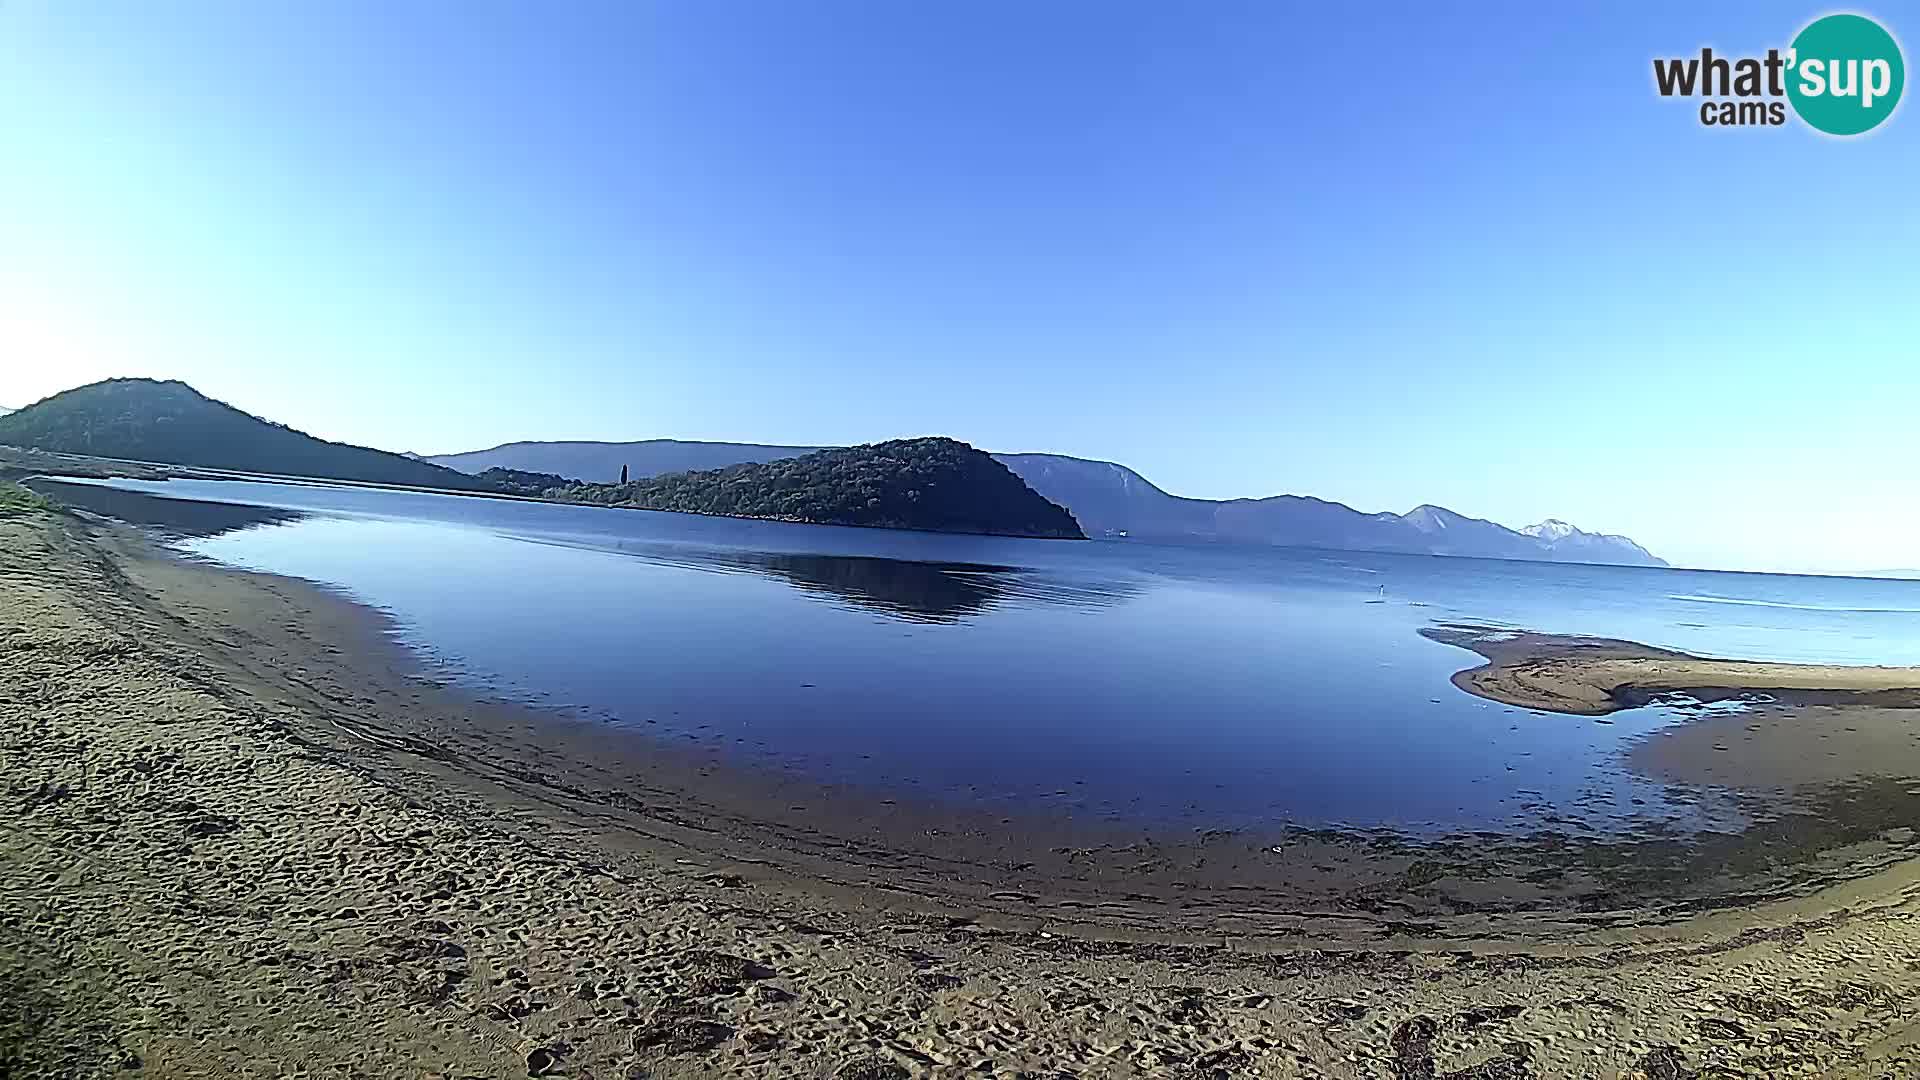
[430,441,1665,566]
[1521,518,1662,565]
[997,456,1664,566]
[429,439,823,482]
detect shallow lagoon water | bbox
[42,475,1920,837]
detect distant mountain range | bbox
[0,379,1662,563]
[426,440,1665,566]
[995,454,1663,565]
[430,439,821,479]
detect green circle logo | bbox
[1787,13,1905,135]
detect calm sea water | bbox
[42,475,1920,837]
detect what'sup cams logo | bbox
[1654,12,1904,134]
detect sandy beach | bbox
[1421,624,1920,717]
[10,510,1920,1078]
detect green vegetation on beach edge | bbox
[0,481,54,516]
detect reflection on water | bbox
[28,477,303,538]
[766,555,1015,621]
[526,536,1141,622]
[663,551,1055,623]
[711,551,1139,623]
[41,473,1920,837]
[36,473,1137,623]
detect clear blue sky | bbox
[2,2,1915,573]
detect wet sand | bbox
[1630,705,1920,790]
[11,511,1920,1076]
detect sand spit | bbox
[10,515,1920,1076]
[1422,623,1920,717]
